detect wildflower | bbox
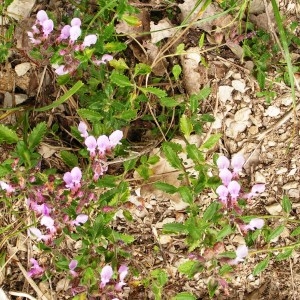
[63,167,82,192]
[93,54,113,65]
[231,153,245,176]
[82,34,97,48]
[70,25,81,43]
[227,181,240,202]
[216,185,228,204]
[42,19,54,37]
[85,136,97,156]
[78,121,89,138]
[219,168,232,186]
[69,260,78,277]
[40,215,56,233]
[115,265,128,291]
[245,218,264,231]
[109,130,123,148]
[36,10,48,25]
[0,181,15,193]
[28,258,45,277]
[28,199,51,216]
[244,183,266,199]
[97,135,110,155]
[71,214,88,226]
[28,227,52,242]
[217,156,230,170]
[71,18,81,27]
[54,65,68,75]
[230,244,248,265]
[100,265,113,288]
[58,25,71,40]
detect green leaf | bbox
[147,155,160,165]
[275,248,293,261]
[203,202,220,221]
[112,231,135,244]
[219,264,234,276]
[104,41,127,52]
[109,58,129,70]
[110,71,132,87]
[117,109,137,121]
[162,222,187,234]
[282,195,292,214]
[175,43,185,54]
[0,165,11,177]
[216,224,233,241]
[218,251,236,259]
[180,114,193,137]
[186,144,204,164]
[266,225,285,242]
[60,150,78,168]
[172,64,182,81]
[35,80,84,112]
[172,292,196,300]
[0,124,18,144]
[123,158,138,172]
[82,267,97,285]
[178,260,202,278]
[159,97,180,107]
[178,186,193,204]
[162,142,183,170]
[200,133,221,150]
[253,257,269,276]
[291,226,300,237]
[122,14,141,26]
[139,87,167,98]
[136,164,151,180]
[208,278,218,298]
[134,63,152,76]
[77,109,103,122]
[28,122,47,150]
[154,182,178,194]
[151,269,168,286]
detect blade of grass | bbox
[271,0,295,109]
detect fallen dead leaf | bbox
[150,18,177,44]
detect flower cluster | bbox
[78,122,123,181]
[27,10,113,75]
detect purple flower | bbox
[0,181,15,193]
[109,130,123,148]
[230,245,248,265]
[40,215,56,233]
[85,136,97,156]
[69,259,78,277]
[216,185,228,204]
[227,180,241,201]
[71,214,88,226]
[28,258,45,277]
[245,218,264,230]
[70,25,81,43]
[63,167,82,192]
[219,169,232,186]
[54,65,68,75]
[100,265,113,288]
[245,184,266,199]
[42,19,54,37]
[58,25,71,40]
[28,227,52,242]
[93,54,113,65]
[78,121,89,138]
[231,154,245,176]
[115,265,128,291]
[36,10,48,24]
[71,18,81,27]
[82,34,97,48]
[28,200,51,216]
[97,135,110,155]
[217,156,230,170]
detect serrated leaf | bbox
[172,292,196,300]
[0,165,11,177]
[275,248,293,261]
[134,63,152,76]
[60,150,78,168]
[216,224,233,241]
[0,124,18,144]
[219,264,234,276]
[162,142,183,170]
[180,114,193,137]
[117,109,137,121]
[123,158,138,172]
[266,225,285,242]
[159,97,180,107]
[203,202,220,221]
[186,144,204,164]
[178,186,193,204]
[282,195,292,214]
[154,182,178,194]
[253,257,269,276]
[208,278,218,298]
[28,122,47,150]
[291,226,300,237]
[162,222,187,234]
[151,269,168,286]
[139,87,167,98]
[178,260,202,278]
[104,42,127,52]
[200,133,221,150]
[77,109,103,122]
[110,71,132,87]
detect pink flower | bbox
[85,136,97,156]
[245,218,264,230]
[219,169,232,186]
[216,185,228,204]
[97,135,110,155]
[28,200,51,216]
[42,19,54,37]
[115,265,128,291]
[245,184,266,199]
[28,258,45,277]
[36,10,48,24]
[231,154,245,176]
[217,156,230,170]
[70,25,81,43]
[230,245,248,265]
[71,214,88,226]
[0,181,15,193]
[82,34,97,48]
[227,181,241,201]
[78,121,89,138]
[40,215,56,233]
[100,265,113,288]
[69,260,78,277]
[63,167,82,192]
[71,18,81,27]
[54,65,68,75]
[93,54,113,65]
[109,130,123,148]
[28,227,52,242]
[58,25,71,40]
